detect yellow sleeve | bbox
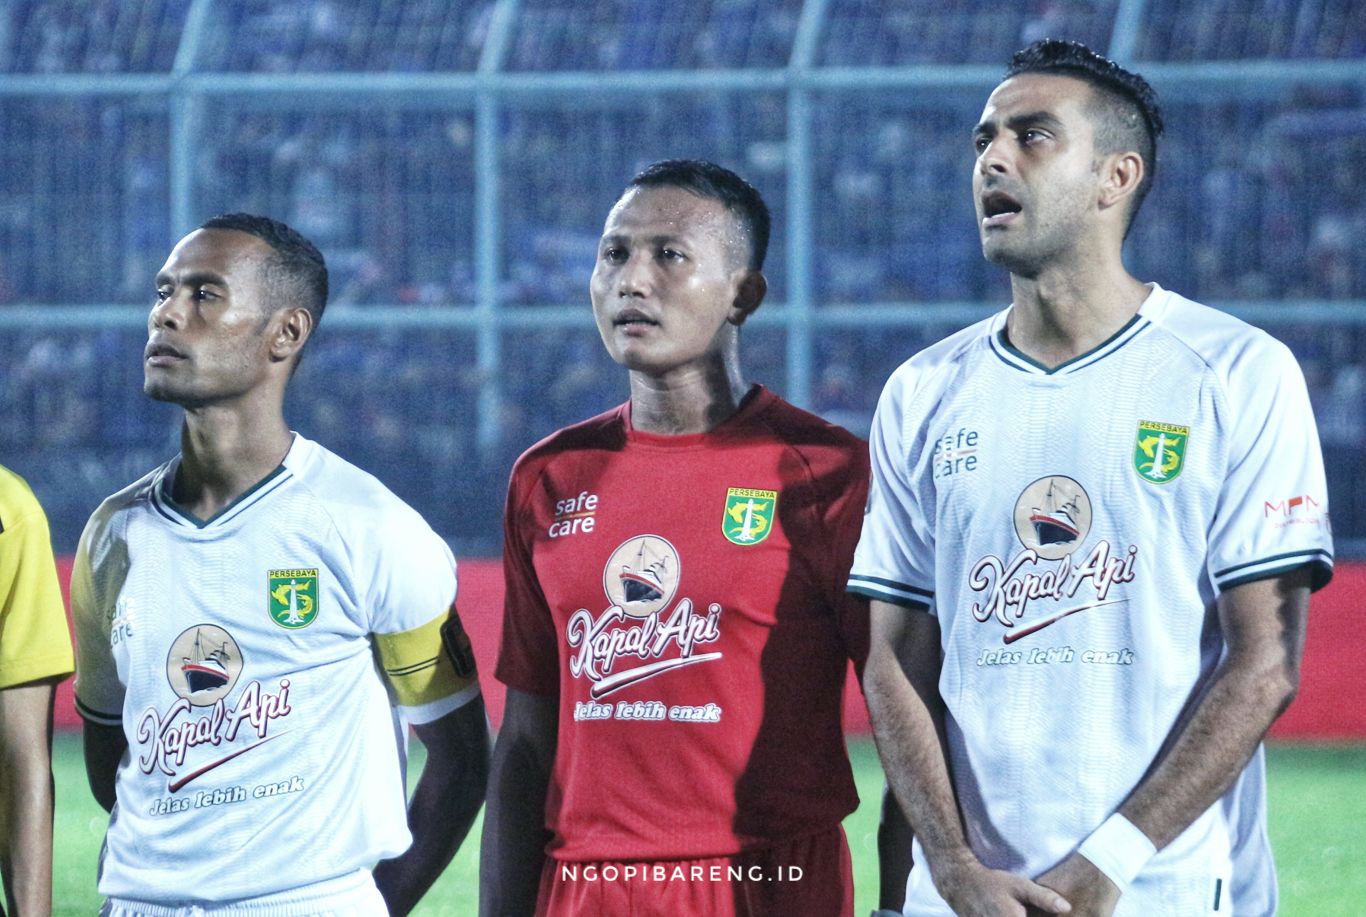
[372,603,479,722]
[0,502,75,690]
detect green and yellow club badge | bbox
[1134,421,1190,484]
[723,487,777,545]
[268,568,319,629]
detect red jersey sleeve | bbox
[494,459,560,696]
[822,441,872,675]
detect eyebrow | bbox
[974,110,1066,138]
[599,232,690,247]
[155,270,229,288]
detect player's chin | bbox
[981,240,1038,276]
[611,340,666,371]
[143,377,201,407]
[143,376,176,402]
[617,351,664,374]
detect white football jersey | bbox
[73,434,480,904]
[850,285,1332,916]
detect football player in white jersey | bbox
[851,40,1332,917]
[74,213,489,915]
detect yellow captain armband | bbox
[373,605,479,710]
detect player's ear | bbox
[1098,149,1144,214]
[728,270,767,327]
[270,306,314,363]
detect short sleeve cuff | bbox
[846,572,934,609]
[75,695,122,727]
[399,680,481,725]
[1213,550,1334,593]
[0,650,74,690]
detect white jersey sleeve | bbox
[72,496,131,726]
[848,361,937,611]
[360,507,480,724]
[1206,335,1333,592]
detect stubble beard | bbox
[144,376,210,409]
[983,234,1047,279]
[981,211,1078,281]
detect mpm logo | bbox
[1264,495,1321,517]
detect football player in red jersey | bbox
[481,160,884,916]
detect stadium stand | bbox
[0,0,1362,555]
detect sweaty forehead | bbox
[602,185,738,241]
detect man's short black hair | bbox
[200,212,328,324]
[1006,39,1164,231]
[627,159,771,271]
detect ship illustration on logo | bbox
[604,535,681,619]
[619,541,670,605]
[1028,479,1082,546]
[180,629,232,695]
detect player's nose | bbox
[149,289,187,330]
[977,137,1011,177]
[617,252,653,298]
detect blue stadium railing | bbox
[0,0,1363,554]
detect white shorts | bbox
[99,869,386,917]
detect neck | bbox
[1006,255,1148,369]
[173,392,293,519]
[627,351,751,436]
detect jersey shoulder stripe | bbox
[847,574,933,607]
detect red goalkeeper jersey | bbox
[496,386,870,862]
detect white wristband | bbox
[1076,813,1157,892]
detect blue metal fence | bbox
[0,0,1362,554]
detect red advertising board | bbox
[52,557,1366,739]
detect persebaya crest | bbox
[723,487,777,545]
[1134,421,1190,484]
[269,568,319,628]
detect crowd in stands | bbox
[1,0,1362,550]
[5,1,1359,74]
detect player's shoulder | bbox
[0,464,44,525]
[284,435,440,545]
[509,403,628,484]
[88,462,166,532]
[881,311,999,405]
[1142,284,1298,379]
[751,389,868,472]
[77,461,166,562]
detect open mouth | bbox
[981,189,1023,225]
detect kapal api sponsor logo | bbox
[566,535,722,700]
[137,624,293,792]
[968,475,1136,644]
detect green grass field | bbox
[52,734,1366,915]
